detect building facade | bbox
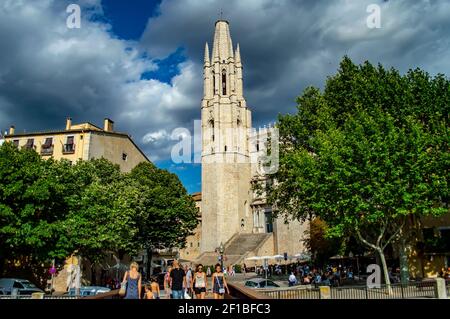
[180,20,309,266]
[4,118,149,172]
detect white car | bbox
[0,278,44,295]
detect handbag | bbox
[119,272,128,296]
[216,275,225,294]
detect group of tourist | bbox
[439,267,450,280]
[252,262,362,287]
[120,260,230,299]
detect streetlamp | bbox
[219,242,225,271]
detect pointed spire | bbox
[204,42,210,64]
[235,43,241,64]
[212,20,234,61]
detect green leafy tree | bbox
[128,162,199,276]
[0,143,72,284]
[268,57,449,289]
[304,218,344,265]
[62,159,139,263]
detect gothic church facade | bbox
[180,20,308,266]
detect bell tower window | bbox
[209,119,215,142]
[222,70,227,95]
[212,71,216,94]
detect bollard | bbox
[31,292,45,299]
[434,278,448,299]
[319,286,331,299]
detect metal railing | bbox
[261,286,320,299]
[63,143,75,154]
[0,295,79,299]
[258,281,440,299]
[40,146,54,155]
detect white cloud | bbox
[142,129,170,144]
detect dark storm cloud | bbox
[0,0,199,161]
[1,0,450,161]
[141,0,450,128]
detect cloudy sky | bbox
[0,0,449,193]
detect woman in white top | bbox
[191,264,207,299]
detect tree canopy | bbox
[268,57,449,286]
[0,144,198,284]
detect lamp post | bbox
[219,242,225,271]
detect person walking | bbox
[212,263,229,299]
[185,265,193,298]
[170,260,186,299]
[288,272,297,287]
[150,277,160,299]
[206,266,212,277]
[121,262,142,299]
[144,284,153,299]
[192,264,207,299]
[164,266,172,299]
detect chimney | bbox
[66,117,72,130]
[104,118,114,132]
[9,126,15,135]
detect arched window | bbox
[209,119,215,142]
[212,71,216,94]
[222,70,227,95]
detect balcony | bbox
[63,143,75,154]
[40,146,54,156]
[22,145,36,151]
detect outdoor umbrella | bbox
[246,256,262,261]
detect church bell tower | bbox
[200,20,252,253]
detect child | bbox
[144,284,154,299]
[150,277,160,299]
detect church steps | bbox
[195,232,272,266]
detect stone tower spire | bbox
[212,20,234,62]
[204,42,210,65]
[200,20,252,253]
[235,43,241,65]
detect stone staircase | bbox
[195,233,271,266]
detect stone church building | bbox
[180,20,309,266]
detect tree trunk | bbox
[376,248,392,295]
[398,238,410,284]
[91,263,96,285]
[0,253,4,277]
[146,248,153,280]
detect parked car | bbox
[67,286,111,297]
[0,278,44,295]
[244,278,280,289]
